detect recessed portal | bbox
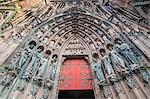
[58,90,95,99]
[58,59,94,98]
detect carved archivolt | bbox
[0,0,150,99]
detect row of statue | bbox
[0,35,149,98]
[92,38,150,86]
[0,40,58,98]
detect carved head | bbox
[29,41,36,49]
[45,50,51,58]
[93,53,99,60]
[37,46,44,53]
[52,54,58,62]
[106,43,113,51]
[99,48,106,56]
[114,38,122,45]
[43,36,49,42]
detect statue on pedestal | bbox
[22,45,44,81]
[138,61,150,83]
[15,45,44,91]
[99,48,117,82]
[106,43,128,74]
[18,41,36,71]
[35,47,52,84]
[114,38,150,83]
[114,38,139,70]
[35,57,48,82]
[92,61,106,85]
[31,50,52,97]
[50,54,58,81]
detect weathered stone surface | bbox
[0,0,150,99]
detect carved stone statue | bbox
[35,57,48,81]
[18,49,31,71]
[106,43,128,74]
[115,38,139,70]
[17,41,36,75]
[115,38,150,84]
[30,50,50,95]
[138,63,150,83]
[99,48,117,82]
[50,55,58,81]
[15,45,44,91]
[139,69,150,83]
[15,78,28,91]
[49,63,55,81]
[39,57,54,86]
[22,46,44,80]
[92,61,106,85]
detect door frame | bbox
[50,54,101,99]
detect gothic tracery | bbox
[0,0,150,99]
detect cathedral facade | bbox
[0,0,150,99]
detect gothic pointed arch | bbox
[0,0,150,99]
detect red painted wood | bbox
[59,59,93,90]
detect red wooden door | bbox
[59,59,93,90]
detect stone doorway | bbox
[58,59,94,98]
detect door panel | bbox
[59,59,93,90]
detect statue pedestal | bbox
[118,93,128,99]
[10,90,20,99]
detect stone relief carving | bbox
[91,35,150,97]
[63,38,87,55]
[0,1,150,98]
[107,43,128,74]
[99,48,118,82]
